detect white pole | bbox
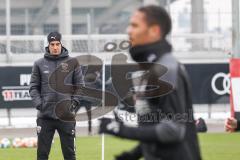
[102,56,106,115]
[101,133,105,160]
[25,9,29,54]
[166,0,172,43]
[87,14,91,54]
[143,0,158,5]
[6,0,11,63]
[232,0,240,58]
[25,9,29,35]
[101,60,106,160]
[59,0,72,52]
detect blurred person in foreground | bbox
[98,5,202,160]
[29,31,83,160]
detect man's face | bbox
[49,41,62,55]
[127,11,161,47]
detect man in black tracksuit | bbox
[29,32,82,160]
[99,5,202,160]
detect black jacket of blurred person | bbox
[99,5,202,160]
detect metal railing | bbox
[0,33,230,63]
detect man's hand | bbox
[69,100,79,114]
[225,117,238,132]
[99,118,121,135]
[115,151,139,160]
[36,103,42,111]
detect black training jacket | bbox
[29,47,83,119]
[115,53,202,160]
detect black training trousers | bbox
[36,118,76,160]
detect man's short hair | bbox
[138,5,172,38]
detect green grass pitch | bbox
[1,133,240,160]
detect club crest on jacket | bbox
[60,62,69,72]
